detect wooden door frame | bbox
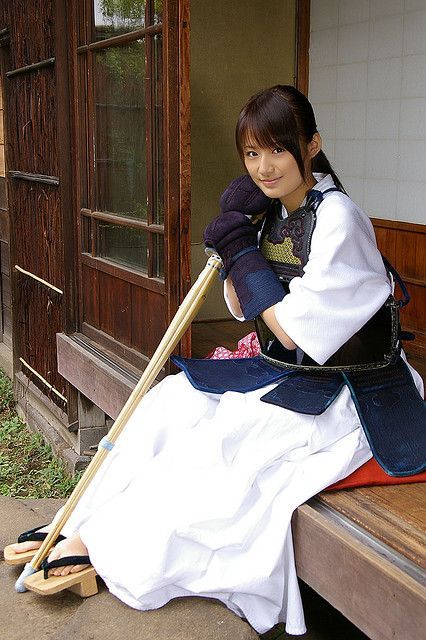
[177,0,191,356]
[295,0,310,96]
[54,0,80,426]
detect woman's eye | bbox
[273,147,285,154]
[246,150,258,158]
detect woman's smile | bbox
[260,176,282,187]
[244,144,314,211]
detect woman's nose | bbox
[258,155,274,176]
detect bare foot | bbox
[9,526,50,554]
[46,533,90,577]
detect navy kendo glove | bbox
[204,186,285,321]
[204,211,259,274]
[220,174,271,216]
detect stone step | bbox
[0,496,84,640]
[0,495,65,557]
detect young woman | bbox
[10,85,425,636]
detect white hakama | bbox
[56,175,423,634]
[59,372,372,635]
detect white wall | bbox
[309,0,426,224]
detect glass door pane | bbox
[94,40,147,219]
[97,222,148,272]
[152,33,163,224]
[93,0,146,40]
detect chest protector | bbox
[255,188,401,371]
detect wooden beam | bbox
[292,500,426,640]
[8,170,59,186]
[371,217,426,235]
[179,0,191,357]
[6,57,55,78]
[318,485,426,569]
[76,23,162,53]
[57,332,138,420]
[55,0,79,335]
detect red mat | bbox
[326,458,426,491]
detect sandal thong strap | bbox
[18,525,65,545]
[41,555,91,580]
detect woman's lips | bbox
[260,177,281,187]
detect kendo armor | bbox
[255,188,402,372]
[173,185,425,477]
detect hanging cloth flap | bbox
[344,358,426,477]
[171,355,293,394]
[260,371,344,415]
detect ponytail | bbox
[312,150,346,194]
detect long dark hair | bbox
[236,85,345,193]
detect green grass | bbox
[0,370,81,498]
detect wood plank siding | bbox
[0,71,11,350]
[0,0,69,405]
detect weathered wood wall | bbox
[0,74,11,348]
[0,0,68,406]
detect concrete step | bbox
[57,589,258,640]
[0,496,84,640]
[0,497,258,640]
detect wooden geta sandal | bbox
[24,565,98,597]
[4,526,65,566]
[24,555,97,597]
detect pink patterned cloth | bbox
[207,331,261,360]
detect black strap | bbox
[382,255,410,307]
[18,524,49,543]
[322,187,340,195]
[305,187,340,213]
[41,555,90,579]
[18,524,65,544]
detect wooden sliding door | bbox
[76,0,189,368]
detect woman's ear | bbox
[307,132,322,159]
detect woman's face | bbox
[243,142,316,212]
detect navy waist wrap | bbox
[172,354,426,477]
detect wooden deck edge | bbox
[57,333,137,420]
[292,500,426,640]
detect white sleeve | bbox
[274,196,392,365]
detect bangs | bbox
[238,120,285,153]
[236,90,301,159]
